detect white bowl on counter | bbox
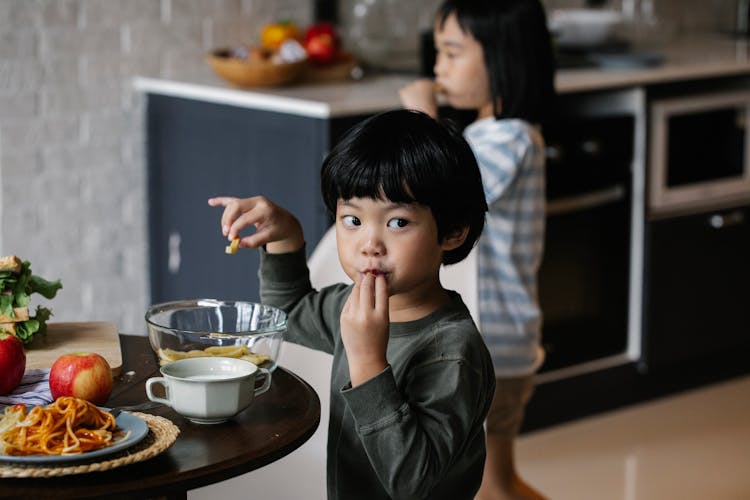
[549,9,623,49]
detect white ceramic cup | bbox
[145,357,272,424]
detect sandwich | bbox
[0,255,62,344]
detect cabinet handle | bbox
[546,184,626,216]
[168,231,181,274]
[708,210,745,229]
[580,139,602,156]
[545,144,563,162]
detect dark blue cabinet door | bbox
[147,95,330,304]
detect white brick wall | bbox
[0,0,311,335]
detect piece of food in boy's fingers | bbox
[225,237,240,254]
[433,82,445,94]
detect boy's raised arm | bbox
[208,195,305,254]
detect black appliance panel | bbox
[539,115,634,372]
[544,115,633,199]
[667,107,746,187]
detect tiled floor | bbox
[516,375,750,500]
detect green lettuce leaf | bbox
[33,306,53,337]
[0,297,14,320]
[0,271,18,290]
[28,275,62,300]
[15,318,39,343]
[1,260,61,343]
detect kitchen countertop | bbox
[134,34,750,118]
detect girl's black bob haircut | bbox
[437,0,556,123]
[321,109,487,265]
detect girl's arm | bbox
[466,121,535,205]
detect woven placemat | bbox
[0,412,180,478]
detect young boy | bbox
[209,110,495,499]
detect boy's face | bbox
[335,196,449,299]
[433,12,494,119]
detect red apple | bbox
[304,22,338,64]
[0,333,26,395]
[49,352,113,405]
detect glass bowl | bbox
[145,299,286,371]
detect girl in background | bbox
[400,1,555,498]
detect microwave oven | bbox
[648,90,750,217]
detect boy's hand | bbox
[208,195,304,254]
[399,79,439,118]
[340,272,389,387]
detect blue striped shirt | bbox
[464,118,545,376]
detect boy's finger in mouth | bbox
[362,269,388,279]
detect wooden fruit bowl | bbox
[207,48,307,88]
[301,51,360,83]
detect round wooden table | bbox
[0,335,321,499]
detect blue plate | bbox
[0,410,149,464]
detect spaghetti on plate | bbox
[0,396,126,456]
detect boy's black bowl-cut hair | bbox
[321,109,487,265]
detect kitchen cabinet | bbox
[643,205,750,370]
[146,93,366,304]
[640,80,750,371]
[524,82,750,431]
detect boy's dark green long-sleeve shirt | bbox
[259,248,495,500]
